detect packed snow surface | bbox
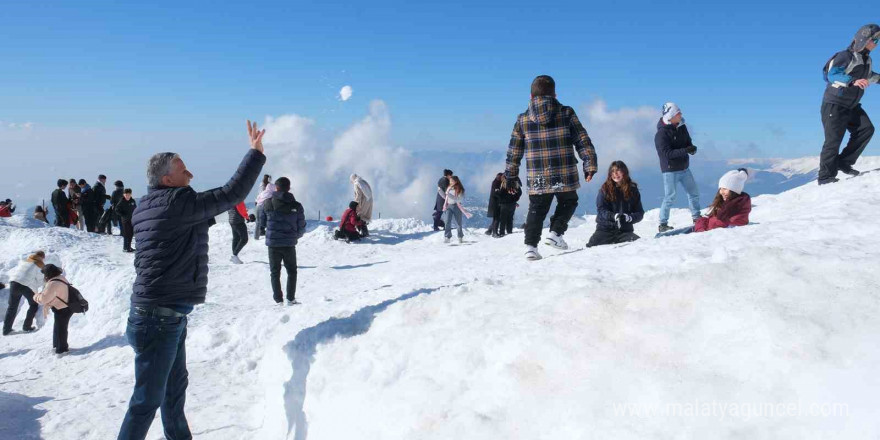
[2,171,880,439]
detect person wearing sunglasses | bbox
[819,24,880,185]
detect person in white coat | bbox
[3,251,45,335]
[350,174,373,235]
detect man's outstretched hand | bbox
[247,120,266,153]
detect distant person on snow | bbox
[77,179,97,232]
[117,120,266,439]
[505,75,598,260]
[443,176,471,243]
[114,189,137,253]
[495,175,522,237]
[3,251,45,336]
[94,174,112,234]
[263,177,306,305]
[818,24,880,185]
[110,180,125,233]
[586,161,645,248]
[254,174,275,240]
[433,169,452,231]
[336,201,366,242]
[69,179,83,230]
[350,174,373,235]
[0,199,14,217]
[656,169,751,237]
[485,173,503,237]
[228,201,250,264]
[51,179,70,228]
[33,264,73,355]
[34,205,49,223]
[655,102,701,233]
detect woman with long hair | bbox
[496,176,522,237]
[254,174,275,240]
[586,161,644,247]
[443,176,470,243]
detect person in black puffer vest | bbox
[587,161,644,248]
[263,177,306,305]
[117,121,266,439]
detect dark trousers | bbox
[230,222,248,256]
[119,308,191,440]
[97,208,112,234]
[54,208,69,227]
[83,208,97,232]
[3,282,38,333]
[269,246,297,303]
[122,219,134,251]
[586,228,640,248]
[487,205,500,234]
[524,191,579,246]
[432,195,446,230]
[51,307,73,353]
[498,203,516,235]
[820,102,874,180]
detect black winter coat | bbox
[51,189,69,225]
[110,187,124,212]
[654,119,693,173]
[497,178,523,204]
[130,149,265,306]
[595,185,644,232]
[487,179,502,217]
[115,198,137,221]
[93,181,108,211]
[264,191,306,247]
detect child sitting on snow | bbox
[587,161,644,247]
[656,169,751,237]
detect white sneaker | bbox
[458,237,463,244]
[230,255,243,264]
[543,232,568,250]
[525,245,543,261]
[444,237,451,244]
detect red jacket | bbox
[235,202,249,220]
[694,193,751,232]
[339,208,362,233]
[0,206,10,218]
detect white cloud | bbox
[339,85,353,102]
[581,100,659,171]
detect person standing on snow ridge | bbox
[68,179,83,230]
[655,102,701,233]
[228,201,250,264]
[51,179,70,228]
[485,173,503,237]
[818,24,880,185]
[496,175,522,237]
[433,169,452,231]
[94,174,112,234]
[114,189,137,253]
[254,174,275,240]
[443,176,471,243]
[110,180,125,233]
[505,75,598,260]
[117,120,266,440]
[586,161,645,248]
[350,174,373,235]
[77,179,97,232]
[3,251,46,335]
[263,177,306,305]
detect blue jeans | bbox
[659,169,701,224]
[118,308,192,440]
[444,205,464,239]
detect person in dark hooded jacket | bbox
[336,201,364,242]
[485,173,503,236]
[586,161,644,247]
[495,176,522,237]
[115,188,137,252]
[77,179,98,232]
[110,180,125,232]
[263,177,306,304]
[818,24,880,184]
[94,174,112,234]
[51,179,70,228]
[117,120,266,439]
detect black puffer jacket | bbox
[595,185,644,232]
[264,192,306,247]
[130,150,265,306]
[654,119,693,173]
[93,181,108,211]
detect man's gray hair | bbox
[146,152,179,188]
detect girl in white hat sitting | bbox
[694,168,751,232]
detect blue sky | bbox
[1,1,878,208]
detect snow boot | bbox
[658,223,674,233]
[444,237,451,244]
[544,231,568,250]
[839,165,860,176]
[818,177,839,185]
[458,236,463,244]
[230,255,243,264]
[287,299,301,306]
[525,245,543,261]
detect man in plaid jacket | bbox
[505,75,598,260]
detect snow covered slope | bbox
[1,171,879,439]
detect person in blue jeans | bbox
[118,120,266,440]
[655,102,700,232]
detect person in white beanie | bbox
[655,102,701,233]
[349,174,373,236]
[694,168,751,232]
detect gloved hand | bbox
[614,213,633,229]
[686,145,698,155]
[247,214,256,223]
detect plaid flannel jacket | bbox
[505,96,598,195]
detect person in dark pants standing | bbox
[228,201,250,264]
[94,174,111,234]
[505,75,598,260]
[433,169,452,231]
[485,173,503,236]
[34,264,73,355]
[117,120,266,440]
[115,189,137,253]
[3,251,45,335]
[819,24,880,185]
[51,179,70,228]
[109,180,126,234]
[264,177,306,305]
[77,179,97,232]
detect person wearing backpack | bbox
[34,264,73,355]
[3,251,45,335]
[818,24,880,185]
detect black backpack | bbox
[54,280,89,313]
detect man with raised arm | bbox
[117,121,266,440]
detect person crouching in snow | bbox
[228,201,250,264]
[264,177,306,305]
[586,161,644,247]
[495,176,522,237]
[443,176,471,243]
[336,201,365,242]
[34,264,73,355]
[350,174,373,236]
[656,169,751,237]
[3,251,46,335]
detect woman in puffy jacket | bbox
[587,161,644,247]
[694,169,751,232]
[3,251,45,335]
[34,264,73,354]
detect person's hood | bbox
[656,118,685,130]
[527,95,560,125]
[850,24,880,52]
[271,191,296,203]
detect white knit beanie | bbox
[662,102,682,124]
[718,169,749,194]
